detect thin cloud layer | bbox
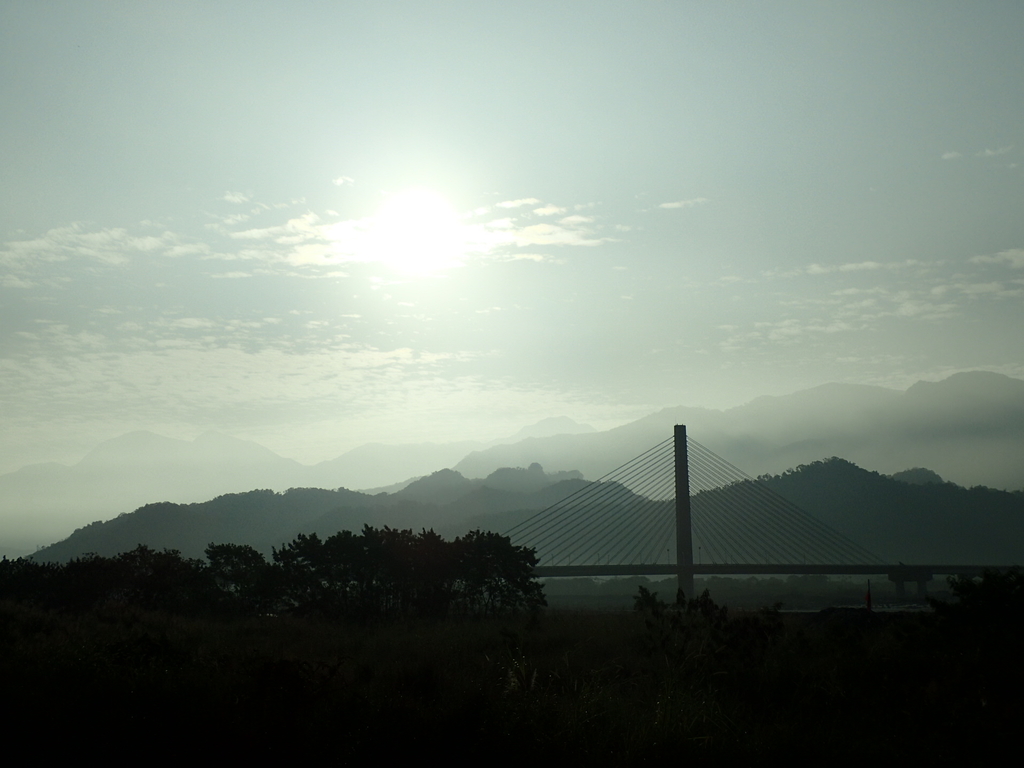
[495,198,541,209]
[977,146,1014,157]
[0,225,180,272]
[971,249,1024,269]
[658,198,709,209]
[0,194,619,284]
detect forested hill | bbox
[31,465,588,562]
[762,458,1024,564]
[32,487,381,562]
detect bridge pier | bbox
[675,425,694,600]
[888,568,933,600]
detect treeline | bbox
[0,526,545,620]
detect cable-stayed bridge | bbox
[506,425,1003,598]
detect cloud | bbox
[165,317,216,330]
[0,344,478,430]
[495,198,541,208]
[0,225,180,270]
[958,282,1006,296]
[230,212,322,243]
[832,287,887,296]
[332,176,355,186]
[1,274,35,288]
[804,259,919,275]
[796,282,961,321]
[223,192,250,203]
[947,280,1023,299]
[214,194,612,269]
[166,243,212,258]
[658,198,709,209]
[977,146,1013,157]
[484,218,513,230]
[941,151,962,160]
[507,223,609,248]
[970,248,1024,269]
[719,266,985,354]
[892,298,958,319]
[1,191,611,288]
[807,262,866,274]
[838,261,883,272]
[533,204,567,216]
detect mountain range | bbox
[452,371,1024,490]
[32,463,590,562]
[32,457,1024,567]
[3,370,1023,556]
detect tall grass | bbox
[0,595,1017,761]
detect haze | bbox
[2,2,1023,475]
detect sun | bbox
[365,188,467,275]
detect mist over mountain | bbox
[455,371,1024,491]
[0,417,590,556]
[502,416,596,443]
[303,440,484,492]
[3,372,1022,556]
[0,431,309,557]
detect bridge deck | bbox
[534,564,1006,579]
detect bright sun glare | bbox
[366,188,467,275]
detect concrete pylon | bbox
[675,425,694,599]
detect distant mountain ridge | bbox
[3,371,1023,555]
[454,371,1024,491]
[31,457,1024,567]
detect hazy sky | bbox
[2,1,1023,472]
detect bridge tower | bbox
[675,424,694,598]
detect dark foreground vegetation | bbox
[544,573,953,610]
[1,547,1021,761]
